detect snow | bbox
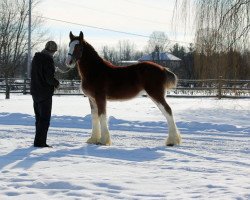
[0,94,250,200]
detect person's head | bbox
[45,41,57,55]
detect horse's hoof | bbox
[96,140,111,146]
[96,142,103,145]
[166,133,182,146]
[87,137,100,144]
[98,142,111,146]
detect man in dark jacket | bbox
[30,41,59,148]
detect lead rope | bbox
[55,66,73,74]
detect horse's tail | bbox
[164,68,178,89]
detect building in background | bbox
[138,51,182,71]
[119,48,185,78]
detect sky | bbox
[36,0,195,51]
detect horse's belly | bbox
[107,85,144,100]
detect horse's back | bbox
[104,61,174,100]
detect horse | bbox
[66,31,181,146]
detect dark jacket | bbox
[30,51,59,102]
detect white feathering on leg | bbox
[156,103,181,146]
[99,114,111,145]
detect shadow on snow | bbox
[0,112,249,134]
[0,145,165,170]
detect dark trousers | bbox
[33,96,52,145]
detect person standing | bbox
[30,41,59,148]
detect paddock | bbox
[0,94,249,199]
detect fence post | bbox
[5,79,10,99]
[23,78,27,94]
[217,76,222,99]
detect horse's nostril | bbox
[65,57,72,66]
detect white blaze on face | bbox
[65,40,79,68]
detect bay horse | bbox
[66,31,181,146]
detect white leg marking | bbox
[87,100,101,144]
[156,102,181,146]
[92,114,100,136]
[99,114,111,145]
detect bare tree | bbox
[0,0,45,79]
[101,40,142,65]
[174,0,250,49]
[145,31,170,53]
[174,0,250,79]
[117,40,136,61]
[101,45,119,65]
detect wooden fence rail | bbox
[0,78,249,99]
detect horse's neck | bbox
[78,43,105,76]
[85,43,115,68]
[82,43,104,66]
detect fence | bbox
[170,78,250,98]
[0,78,249,99]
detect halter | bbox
[67,52,77,65]
[68,40,84,62]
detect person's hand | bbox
[55,81,60,89]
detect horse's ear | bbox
[79,31,84,41]
[70,31,74,40]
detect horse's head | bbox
[66,31,84,68]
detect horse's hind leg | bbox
[156,98,181,146]
[87,98,101,144]
[95,96,111,145]
[147,91,181,146]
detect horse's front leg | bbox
[87,98,101,144]
[96,96,111,146]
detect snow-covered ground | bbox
[0,94,249,200]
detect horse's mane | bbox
[83,41,115,68]
[84,41,103,62]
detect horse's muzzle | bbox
[65,55,76,68]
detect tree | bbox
[170,43,186,58]
[117,40,136,61]
[174,0,250,79]
[145,31,170,53]
[101,45,119,65]
[0,0,46,79]
[100,40,143,65]
[175,0,249,50]
[170,43,195,79]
